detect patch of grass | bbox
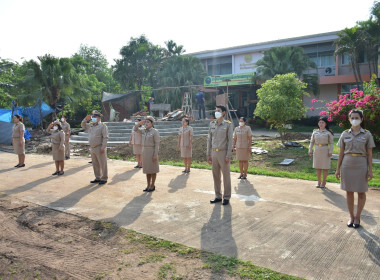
[94,272,107,280]
[157,262,176,279]
[138,253,166,265]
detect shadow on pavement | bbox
[168,173,189,193]
[234,179,260,206]
[358,227,380,267]
[108,168,140,185]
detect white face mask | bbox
[239,122,244,126]
[53,126,58,130]
[91,117,98,123]
[61,117,65,122]
[215,111,222,119]
[134,122,139,125]
[350,119,361,127]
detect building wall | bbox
[233,52,262,73]
[304,84,338,117]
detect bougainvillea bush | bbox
[321,75,380,143]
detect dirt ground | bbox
[0,195,239,280]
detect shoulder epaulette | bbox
[226,120,231,123]
[313,128,318,131]
[344,129,349,132]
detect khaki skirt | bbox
[341,155,368,193]
[180,146,192,158]
[236,148,250,161]
[313,145,331,169]
[133,144,143,155]
[142,147,159,174]
[52,143,65,161]
[13,137,25,155]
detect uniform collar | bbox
[348,127,365,134]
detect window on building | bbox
[206,56,232,75]
[341,50,367,65]
[342,84,362,94]
[303,42,335,68]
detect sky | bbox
[0,0,377,66]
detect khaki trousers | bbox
[211,150,231,199]
[91,146,108,180]
[65,140,70,157]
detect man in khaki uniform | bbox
[81,110,109,185]
[207,105,234,205]
[61,116,71,160]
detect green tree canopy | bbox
[254,73,309,142]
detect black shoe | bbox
[134,165,140,168]
[147,186,155,192]
[52,171,59,175]
[353,220,361,229]
[90,179,101,183]
[242,176,247,180]
[15,164,20,167]
[138,166,143,168]
[98,180,107,185]
[143,186,150,192]
[222,199,230,205]
[210,198,222,204]
[58,171,64,176]
[347,221,354,228]
[186,170,190,173]
[88,161,92,164]
[238,175,243,179]
[65,156,70,160]
[17,164,25,168]
[182,170,187,173]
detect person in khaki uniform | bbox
[61,116,71,160]
[336,110,376,229]
[47,120,65,175]
[81,110,109,185]
[308,117,334,188]
[233,117,252,179]
[129,118,143,168]
[134,116,160,192]
[177,118,193,173]
[12,114,26,168]
[207,106,234,205]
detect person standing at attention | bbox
[12,114,26,168]
[308,117,334,188]
[47,120,65,175]
[196,90,206,119]
[134,116,160,192]
[61,116,71,160]
[207,105,234,205]
[233,117,252,179]
[129,118,143,168]
[81,110,109,185]
[178,118,193,173]
[336,110,375,229]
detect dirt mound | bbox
[108,135,209,162]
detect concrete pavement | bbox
[0,151,379,280]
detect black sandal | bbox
[52,171,59,175]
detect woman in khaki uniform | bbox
[336,110,376,229]
[233,117,252,179]
[308,117,334,188]
[12,115,26,168]
[134,116,160,192]
[177,118,193,173]
[129,118,143,168]
[61,116,71,160]
[47,121,65,175]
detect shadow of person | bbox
[168,174,189,193]
[234,179,260,206]
[358,227,380,267]
[0,167,18,175]
[201,204,238,279]
[322,187,377,226]
[104,192,153,227]
[23,161,52,170]
[108,168,140,185]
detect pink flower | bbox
[340,114,346,120]
[312,99,318,103]
[310,106,315,111]
[320,111,327,116]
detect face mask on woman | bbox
[134,121,139,125]
[91,117,98,123]
[61,117,65,122]
[350,119,361,127]
[53,126,58,131]
[239,122,244,126]
[214,112,222,119]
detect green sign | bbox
[204,72,254,87]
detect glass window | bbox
[341,54,350,65]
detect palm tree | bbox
[24,54,77,118]
[334,27,366,89]
[164,40,185,56]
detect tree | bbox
[23,54,77,118]
[253,46,318,94]
[254,73,309,143]
[164,40,185,56]
[113,35,165,110]
[156,55,206,110]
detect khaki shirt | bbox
[337,128,376,155]
[47,128,65,149]
[62,122,71,136]
[233,126,252,149]
[178,126,193,147]
[131,129,143,145]
[309,129,334,153]
[207,119,234,157]
[134,125,160,156]
[81,119,109,150]
[12,122,25,138]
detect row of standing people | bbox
[11,109,375,228]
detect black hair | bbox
[14,114,23,123]
[136,118,141,121]
[240,117,246,122]
[216,105,227,112]
[183,118,190,125]
[146,119,154,128]
[318,117,334,135]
